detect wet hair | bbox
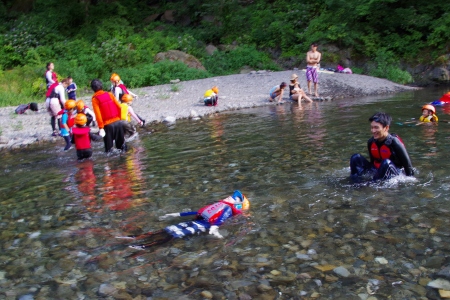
[46,62,53,70]
[369,112,392,127]
[280,82,287,88]
[29,103,38,112]
[91,79,103,92]
[311,43,318,47]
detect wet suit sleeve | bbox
[391,137,414,176]
[89,132,103,142]
[179,211,198,217]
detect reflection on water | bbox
[1,87,450,299]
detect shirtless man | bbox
[306,43,321,97]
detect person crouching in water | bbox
[204,86,219,106]
[269,82,287,103]
[71,114,102,160]
[120,94,143,140]
[125,190,250,249]
[420,104,438,123]
[76,100,96,127]
[350,112,414,182]
[59,100,77,151]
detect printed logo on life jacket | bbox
[201,202,227,220]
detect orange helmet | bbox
[422,104,435,114]
[76,100,85,112]
[242,195,250,210]
[75,114,87,126]
[65,99,76,110]
[122,94,133,103]
[110,73,120,82]
[212,86,219,94]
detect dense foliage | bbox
[0,0,448,106]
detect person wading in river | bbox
[349,112,414,182]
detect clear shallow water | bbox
[2,87,450,299]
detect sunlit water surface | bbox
[1,87,450,299]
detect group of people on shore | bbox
[269,43,321,104]
[44,62,144,159]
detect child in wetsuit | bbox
[122,190,250,249]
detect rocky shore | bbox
[0,70,418,151]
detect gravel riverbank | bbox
[0,70,418,151]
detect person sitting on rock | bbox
[120,190,250,250]
[269,82,287,103]
[204,86,219,106]
[289,74,313,103]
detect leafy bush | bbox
[368,49,413,84]
[202,45,281,75]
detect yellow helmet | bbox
[65,99,76,110]
[76,100,85,112]
[122,94,133,103]
[110,73,121,82]
[422,104,435,114]
[74,113,87,126]
[212,86,219,94]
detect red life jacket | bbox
[46,83,59,97]
[114,84,130,100]
[95,91,120,123]
[370,134,404,168]
[57,110,75,128]
[118,84,129,95]
[45,71,58,85]
[72,127,91,150]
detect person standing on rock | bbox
[350,112,414,182]
[90,79,126,153]
[306,43,321,97]
[45,62,58,89]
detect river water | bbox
[1,87,450,299]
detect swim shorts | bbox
[306,67,319,83]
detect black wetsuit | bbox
[350,133,414,181]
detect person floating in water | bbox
[122,190,250,249]
[350,112,414,182]
[420,104,438,123]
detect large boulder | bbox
[154,50,206,71]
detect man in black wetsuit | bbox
[350,112,414,182]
